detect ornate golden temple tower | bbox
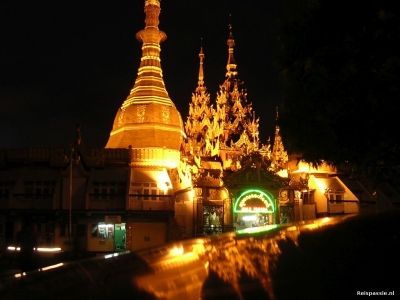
[271,107,288,171]
[106,0,184,169]
[184,46,221,158]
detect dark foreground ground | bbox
[0,251,95,277]
[1,211,399,300]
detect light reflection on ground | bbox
[134,215,356,300]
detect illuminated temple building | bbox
[0,0,398,254]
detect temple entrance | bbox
[233,189,276,230]
[195,201,224,236]
[235,213,273,230]
[203,204,223,235]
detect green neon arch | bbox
[234,189,275,213]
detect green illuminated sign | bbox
[234,189,275,213]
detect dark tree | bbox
[276,0,400,185]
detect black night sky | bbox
[0,0,283,149]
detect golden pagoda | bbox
[106,0,184,169]
[271,107,288,172]
[184,46,222,159]
[105,0,187,244]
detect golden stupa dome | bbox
[107,103,183,151]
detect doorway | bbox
[114,223,126,251]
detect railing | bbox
[328,199,359,214]
[10,194,54,209]
[127,194,175,211]
[88,195,126,210]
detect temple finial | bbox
[197,38,205,92]
[226,15,237,79]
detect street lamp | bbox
[65,124,82,255]
[66,143,80,254]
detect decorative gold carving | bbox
[194,187,202,196]
[162,105,170,124]
[209,189,220,199]
[145,0,160,6]
[279,189,289,204]
[137,105,146,123]
[118,107,125,127]
[178,113,183,130]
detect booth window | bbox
[92,223,114,238]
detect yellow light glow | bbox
[169,246,184,256]
[236,224,279,234]
[15,272,26,278]
[314,178,327,192]
[110,125,182,136]
[142,44,161,51]
[189,189,194,201]
[104,253,120,259]
[8,246,61,252]
[302,223,320,230]
[130,85,166,93]
[37,247,62,252]
[141,55,161,61]
[286,226,298,231]
[122,96,174,108]
[157,168,173,192]
[321,217,331,223]
[133,83,165,88]
[137,66,163,74]
[40,263,64,271]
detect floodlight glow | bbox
[170,246,184,256]
[242,215,256,221]
[236,224,279,235]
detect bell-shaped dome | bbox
[107,103,183,150]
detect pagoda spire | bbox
[185,44,218,156]
[196,40,205,94]
[226,21,238,79]
[122,0,174,108]
[271,107,288,170]
[106,0,184,155]
[274,106,282,137]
